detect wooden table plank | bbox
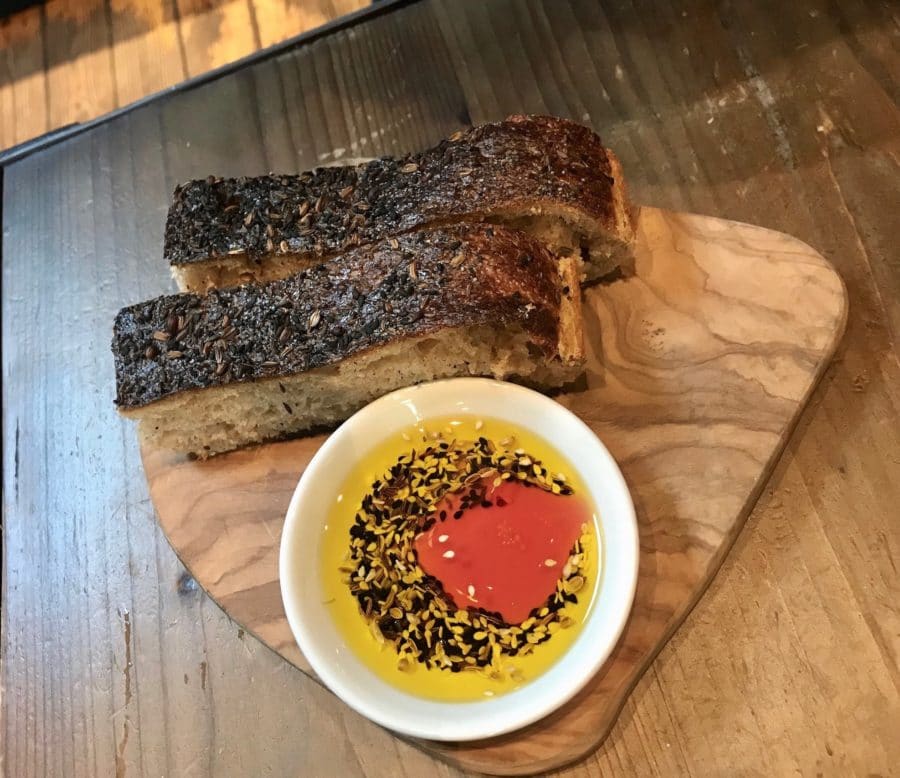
[0,6,49,149]
[174,0,261,77]
[108,0,187,106]
[251,0,369,49]
[1,0,372,155]
[3,0,898,775]
[43,0,118,130]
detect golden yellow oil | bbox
[317,415,602,702]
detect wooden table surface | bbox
[0,0,369,152]
[2,1,898,775]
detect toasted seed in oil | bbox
[342,427,590,675]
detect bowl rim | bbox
[279,377,638,741]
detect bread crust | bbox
[164,115,633,290]
[115,224,578,411]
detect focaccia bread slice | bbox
[115,224,584,457]
[165,115,634,292]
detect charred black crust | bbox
[164,115,617,267]
[114,225,563,409]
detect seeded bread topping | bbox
[164,115,634,290]
[113,225,569,411]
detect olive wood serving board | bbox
[140,207,847,775]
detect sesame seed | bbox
[342,430,590,675]
[544,558,557,567]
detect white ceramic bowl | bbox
[279,378,638,741]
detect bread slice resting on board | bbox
[165,115,634,293]
[113,225,584,457]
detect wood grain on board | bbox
[4,1,899,775]
[140,207,848,774]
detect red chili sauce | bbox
[413,479,592,623]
